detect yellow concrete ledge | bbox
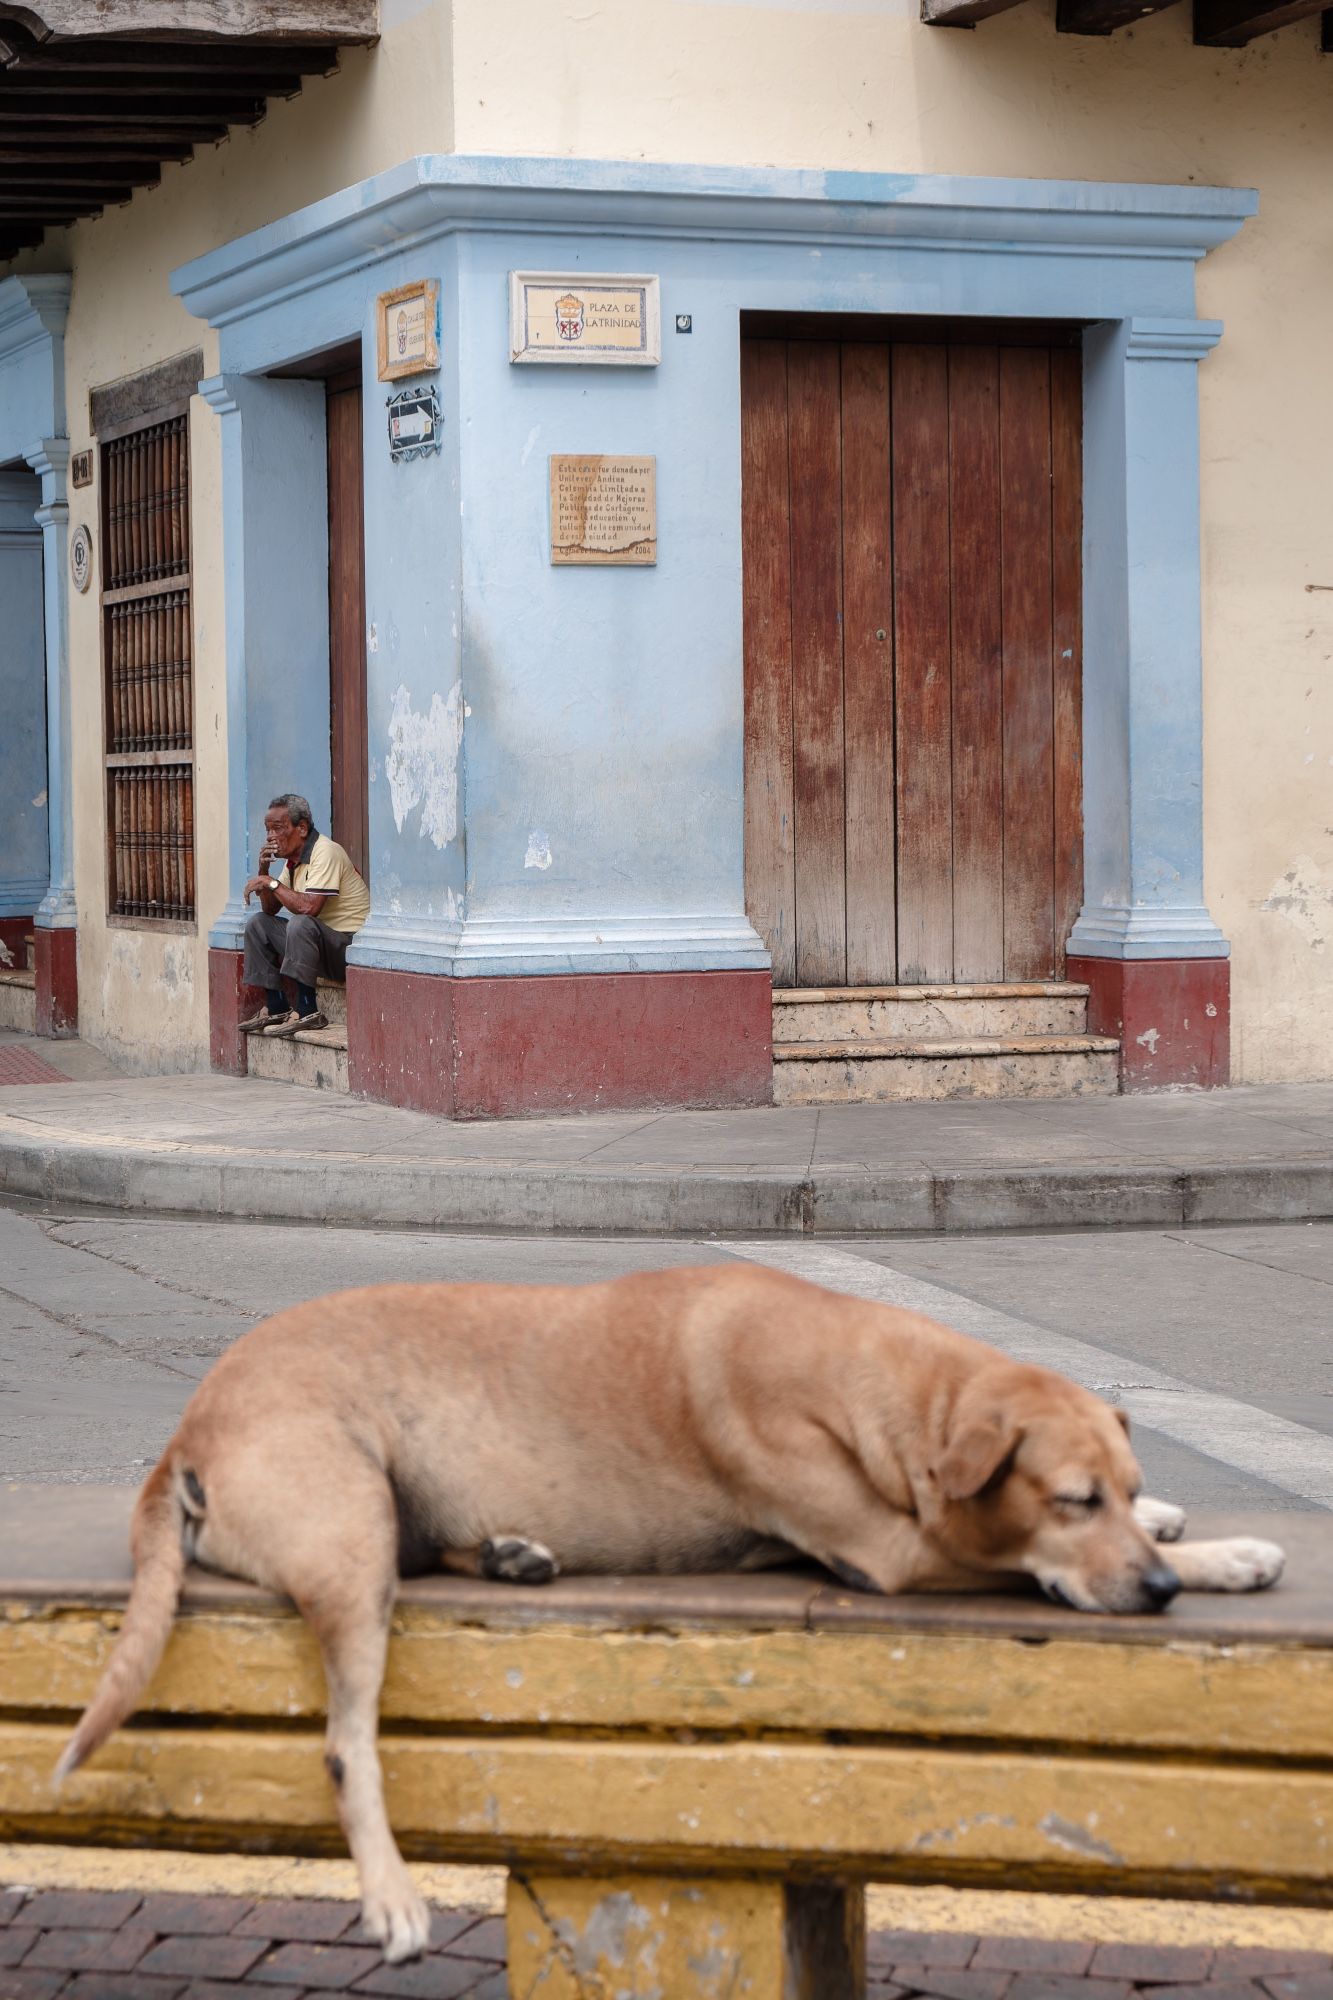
[6,1604,1332,1756]
[4,1722,1332,1900]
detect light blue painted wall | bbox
[0,468,48,920]
[201,374,332,950]
[0,278,71,932]
[174,158,1255,977]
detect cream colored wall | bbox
[448,0,1333,1085]
[47,0,455,1071]
[30,0,1333,1078]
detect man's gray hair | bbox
[269,793,315,831]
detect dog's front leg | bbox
[1133,1495,1186,1544]
[299,1569,431,1962]
[1165,1537,1285,1593]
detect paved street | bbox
[3,1192,1331,1511]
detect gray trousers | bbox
[243,910,351,991]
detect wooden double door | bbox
[741,324,1083,990]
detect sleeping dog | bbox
[57,1264,1285,1960]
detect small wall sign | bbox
[376,279,440,383]
[70,523,93,593]
[387,384,442,463]
[71,449,93,489]
[550,455,656,566]
[511,273,660,367]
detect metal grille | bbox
[101,406,195,923]
[103,416,189,591]
[107,592,192,753]
[108,768,196,922]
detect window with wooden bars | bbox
[100,406,195,926]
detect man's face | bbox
[264,810,305,861]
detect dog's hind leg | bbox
[287,1493,431,1963]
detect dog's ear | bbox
[1112,1408,1131,1436]
[937,1412,1023,1501]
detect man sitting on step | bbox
[238,792,370,1038]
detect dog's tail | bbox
[54,1454,189,1782]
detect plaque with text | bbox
[376,278,440,382]
[550,455,657,566]
[512,273,660,366]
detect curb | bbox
[2,1131,1332,1233]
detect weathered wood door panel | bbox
[327,369,368,881]
[742,328,1082,989]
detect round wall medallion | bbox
[70,524,93,594]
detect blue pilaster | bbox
[1068,317,1229,961]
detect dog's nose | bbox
[1143,1562,1181,1609]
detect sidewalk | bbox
[2,1032,1332,1234]
[4,1849,1333,2000]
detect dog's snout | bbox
[1143,1562,1181,1610]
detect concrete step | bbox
[773,983,1091,1043]
[317,978,347,1027]
[772,1034,1121,1104]
[0,967,37,1036]
[246,1020,349,1094]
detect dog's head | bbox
[922,1367,1179,1614]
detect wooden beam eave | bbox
[0,2,378,42]
[921,0,1028,28]
[1058,0,1184,32]
[1194,0,1323,39]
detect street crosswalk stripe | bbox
[724,1240,1333,1511]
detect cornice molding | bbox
[172,155,1259,330]
[1126,316,1224,362]
[0,272,70,363]
[197,373,242,419]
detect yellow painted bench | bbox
[1,1487,1330,1998]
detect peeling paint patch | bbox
[1135,1027,1160,1054]
[0,939,11,966]
[1040,1811,1124,1866]
[1261,857,1333,953]
[525,829,553,871]
[32,789,47,808]
[385,681,463,848]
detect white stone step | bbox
[0,967,37,1036]
[772,1034,1121,1104]
[246,1020,349,1094]
[773,983,1090,1043]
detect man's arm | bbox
[241,876,333,918]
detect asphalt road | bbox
[2,1194,1331,1513]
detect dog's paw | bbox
[362,1877,431,1963]
[481,1535,559,1585]
[1133,1495,1186,1544]
[1178,1536,1286,1594]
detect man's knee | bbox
[286,913,319,945]
[244,908,277,943]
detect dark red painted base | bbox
[348,966,774,1119]
[33,926,77,1038]
[1068,954,1230,1092]
[208,947,270,1077]
[0,916,32,970]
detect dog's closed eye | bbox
[1053,1490,1103,1511]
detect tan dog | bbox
[57,1265,1285,1961]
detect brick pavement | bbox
[3,1893,1333,2000]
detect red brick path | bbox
[2,1893,1332,2000]
[0,1048,71,1087]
